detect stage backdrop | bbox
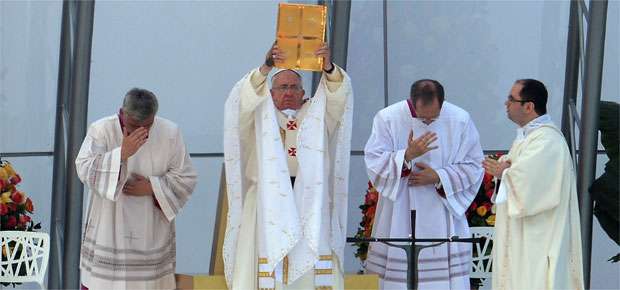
[0,1,618,289]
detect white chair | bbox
[0,231,50,289]
[470,227,494,288]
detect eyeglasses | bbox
[273,85,302,92]
[507,95,531,104]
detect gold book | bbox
[276,3,327,71]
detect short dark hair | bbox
[122,88,158,122]
[516,79,547,115]
[410,79,445,107]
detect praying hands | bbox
[482,156,511,179]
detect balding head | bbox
[409,79,444,124]
[410,79,445,107]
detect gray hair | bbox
[122,88,158,122]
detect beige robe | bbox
[492,118,584,290]
[76,115,197,290]
[223,66,353,290]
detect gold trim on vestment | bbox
[283,256,289,284]
[258,271,275,278]
[319,255,332,261]
[314,269,333,275]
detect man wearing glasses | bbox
[223,42,353,290]
[483,79,584,290]
[364,79,484,289]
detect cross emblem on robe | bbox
[288,147,297,157]
[286,120,297,130]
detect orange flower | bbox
[476,206,488,217]
[486,215,496,226]
[25,198,34,213]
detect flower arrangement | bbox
[465,171,497,228]
[0,160,37,231]
[466,154,501,289]
[353,181,379,265]
[0,160,40,287]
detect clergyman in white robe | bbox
[223,63,353,290]
[364,98,484,289]
[491,115,584,290]
[76,114,197,290]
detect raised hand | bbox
[482,156,511,179]
[123,173,154,196]
[260,42,286,75]
[405,130,438,161]
[121,127,148,162]
[314,43,333,71]
[408,162,439,186]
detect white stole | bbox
[223,70,353,287]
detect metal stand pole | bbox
[347,210,480,290]
[578,1,608,287]
[62,1,95,288]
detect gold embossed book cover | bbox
[276,3,327,71]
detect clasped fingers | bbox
[482,157,511,179]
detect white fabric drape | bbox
[223,66,353,288]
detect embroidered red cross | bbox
[286,120,297,130]
[288,147,297,157]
